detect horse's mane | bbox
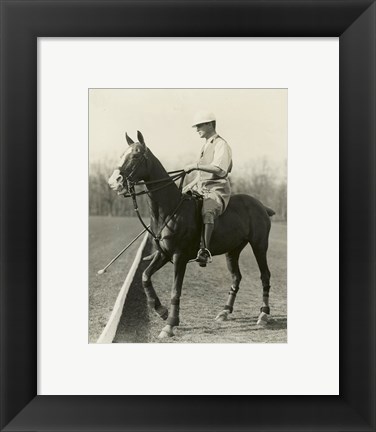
[146,147,181,194]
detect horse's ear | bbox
[125,132,134,146]
[137,131,145,146]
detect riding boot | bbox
[196,223,214,267]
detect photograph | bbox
[2,0,374,428]
[89,88,287,343]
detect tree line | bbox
[89,159,287,221]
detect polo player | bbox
[183,111,233,266]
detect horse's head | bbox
[108,131,148,195]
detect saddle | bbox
[183,190,204,213]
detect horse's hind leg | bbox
[215,243,246,322]
[142,250,169,320]
[251,243,271,326]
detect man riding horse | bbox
[183,111,233,267]
[108,127,274,337]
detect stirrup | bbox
[195,248,212,267]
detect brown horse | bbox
[108,131,274,338]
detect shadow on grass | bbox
[233,315,287,331]
[113,243,153,343]
[178,315,287,334]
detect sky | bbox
[89,88,287,177]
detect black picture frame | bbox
[1,1,375,431]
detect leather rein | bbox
[119,149,188,262]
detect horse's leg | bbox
[158,254,188,338]
[251,243,271,326]
[143,250,158,262]
[142,251,169,320]
[215,244,246,321]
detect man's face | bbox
[195,122,213,139]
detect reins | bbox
[129,182,189,263]
[119,169,186,198]
[122,160,188,263]
[127,180,201,265]
[118,147,204,264]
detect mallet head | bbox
[97,269,106,275]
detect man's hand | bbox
[184,163,198,174]
[183,181,198,194]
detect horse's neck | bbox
[146,151,182,221]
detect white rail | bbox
[96,232,149,344]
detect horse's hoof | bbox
[158,325,174,339]
[256,311,269,327]
[155,305,168,320]
[215,311,229,321]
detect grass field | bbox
[113,221,287,344]
[89,216,145,342]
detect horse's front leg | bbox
[158,254,188,339]
[142,250,169,320]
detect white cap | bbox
[192,110,216,127]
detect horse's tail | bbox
[264,206,275,217]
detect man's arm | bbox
[182,172,200,193]
[184,140,231,178]
[184,163,226,177]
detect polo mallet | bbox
[97,226,149,275]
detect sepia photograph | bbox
[89,88,287,343]
[3,0,373,428]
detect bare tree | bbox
[231,158,287,221]
[89,156,287,221]
[89,160,150,217]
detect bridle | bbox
[119,147,186,196]
[118,146,188,262]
